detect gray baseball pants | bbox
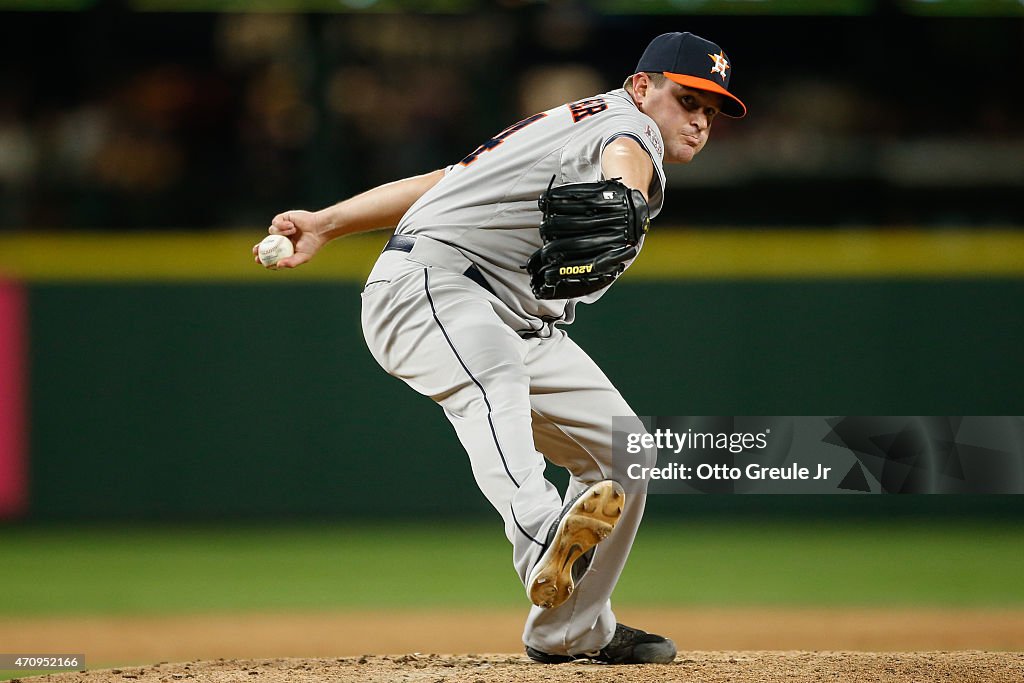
[360,236,653,656]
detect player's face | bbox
[637,80,723,164]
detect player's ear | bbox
[630,73,650,106]
[631,73,647,96]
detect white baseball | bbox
[258,234,295,267]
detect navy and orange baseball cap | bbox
[636,32,747,118]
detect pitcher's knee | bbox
[438,363,530,419]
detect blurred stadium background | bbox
[1,0,1023,676]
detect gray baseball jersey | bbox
[394,88,667,329]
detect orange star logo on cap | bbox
[708,50,730,81]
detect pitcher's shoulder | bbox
[597,90,665,161]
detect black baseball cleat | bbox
[526,623,677,664]
[526,479,624,610]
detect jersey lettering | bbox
[460,112,547,166]
[568,97,608,123]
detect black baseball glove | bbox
[526,178,650,300]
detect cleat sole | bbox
[528,480,624,609]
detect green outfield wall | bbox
[6,230,1024,520]
[24,278,1024,520]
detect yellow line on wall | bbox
[633,229,1024,279]
[2,229,1023,282]
[0,232,390,282]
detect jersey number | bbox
[459,112,547,166]
[568,97,608,123]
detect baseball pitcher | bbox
[253,32,746,664]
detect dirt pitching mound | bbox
[30,651,1024,683]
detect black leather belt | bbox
[383,234,417,254]
[384,234,495,296]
